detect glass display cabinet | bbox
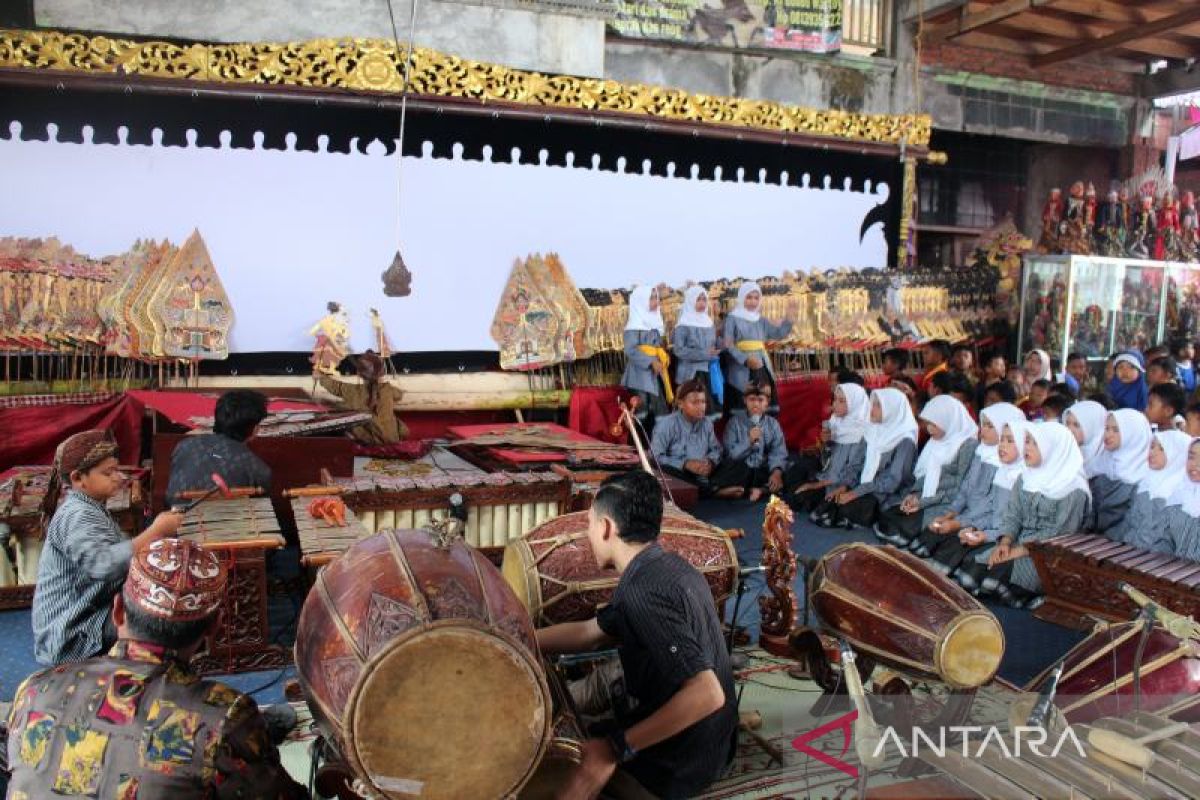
[1018,255,1187,367]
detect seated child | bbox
[813,387,917,529]
[1166,439,1200,560]
[1092,409,1153,539]
[949,417,1028,591]
[1021,379,1051,420]
[978,422,1091,609]
[912,402,1024,568]
[1175,340,1197,395]
[982,380,1018,408]
[1147,356,1178,388]
[33,430,182,666]
[649,379,723,495]
[1039,393,1072,423]
[875,395,978,548]
[714,381,788,501]
[793,383,868,517]
[1146,382,1187,432]
[1108,352,1148,412]
[1064,400,1108,482]
[1123,430,1192,552]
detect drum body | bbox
[519,664,586,800]
[810,543,1004,689]
[1025,620,1200,724]
[502,506,738,625]
[296,529,552,800]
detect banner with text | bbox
[611,0,842,53]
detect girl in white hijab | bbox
[671,285,720,417]
[795,383,870,519]
[825,387,918,529]
[1024,349,1053,384]
[1090,409,1152,537]
[1124,430,1193,552]
[1063,400,1108,479]
[915,402,1023,568]
[621,285,670,426]
[1165,439,1200,560]
[722,281,793,415]
[980,422,1091,608]
[876,395,979,547]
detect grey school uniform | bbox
[1166,505,1200,560]
[817,440,867,496]
[1122,491,1172,552]
[998,479,1089,592]
[622,329,666,397]
[855,438,917,509]
[950,459,1000,533]
[908,440,979,526]
[722,315,792,392]
[722,414,788,472]
[970,481,1015,565]
[1089,475,1137,538]
[650,411,722,471]
[673,324,716,384]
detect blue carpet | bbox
[0,510,1083,702]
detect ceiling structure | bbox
[911,0,1200,76]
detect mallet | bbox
[172,473,232,514]
[1087,721,1192,770]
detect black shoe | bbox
[911,544,933,558]
[952,567,980,592]
[1024,595,1045,611]
[261,703,297,745]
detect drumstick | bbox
[1087,721,1192,770]
[1119,582,1200,641]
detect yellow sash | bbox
[637,345,674,403]
[737,340,766,352]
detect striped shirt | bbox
[32,490,132,666]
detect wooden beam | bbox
[955,31,1056,55]
[1033,6,1200,66]
[1047,0,1154,25]
[1139,64,1200,99]
[925,0,1070,41]
[1111,37,1200,62]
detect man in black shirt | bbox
[166,390,272,506]
[537,471,738,799]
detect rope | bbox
[385,0,422,246]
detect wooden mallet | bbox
[172,473,232,514]
[1087,721,1193,770]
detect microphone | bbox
[738,565,768,577]
[1026,659,1064,729]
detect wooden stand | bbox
[758,496,799,657]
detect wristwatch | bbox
[607,729,638,764]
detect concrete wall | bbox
[35,0,609,78]
[1021,144,1119,239]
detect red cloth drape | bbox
[567,386,631,444]
[127,390,323,428]
[775,373,890,450]
[0,393,145,471]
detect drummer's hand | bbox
[767,469,783,493]
[556,739,617,800]
[747,356,764,370]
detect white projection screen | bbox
[0,121,891,354]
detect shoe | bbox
[1024,595,1045,611]
[980,576,1000,595]
[952,567,979,592]
[928,560,952,575]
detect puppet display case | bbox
[1018,255,1189,367]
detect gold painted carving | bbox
[0,28,931,147]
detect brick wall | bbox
[921,42,1136,96]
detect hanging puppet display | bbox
[309,301,351,375]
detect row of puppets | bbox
[1036,176,1200,262]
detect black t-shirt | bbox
[597,543,738,799]
[165,433,272,506]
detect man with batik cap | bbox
[33,429,182,666]
[8,538,309,799]
[317,349,408,444]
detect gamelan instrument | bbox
[808,543,1004,689]
[501,506,739,625]
[175,495,289,675]
[1029,533,1200,630]
[520,663,586,800]
[332,471,570,552]
[1024,617,1200,724]
[295,527,554,800]
[290,494,373,569]
[171,472,232,513]
[0,465,145,608]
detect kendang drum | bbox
[1025,619,1200,724]
[296,528,552,800]
[501,505,738,625]
[809,543,1004,689]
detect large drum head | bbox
[937,612,1005,689]
[346,625,550,800]
[501,538,540,616]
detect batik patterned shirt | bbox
[6,639,307,799]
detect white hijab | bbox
[1165,440,1200,517]
[1021,422,1091,500]
[625,285,664,333]
[914,395,979,498]
[677,286,713,329]
[993,419,1028,490]
[1066,401,1108,478]
[829,383,869,446]
[1026,349,1053,382]
[1096,409,1153,486]
[729,281,762,323]
[860,387,919,484]
[978,403,1024,468]
[1141,430,1193,501]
